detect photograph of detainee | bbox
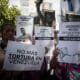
[20,27,26,36]
[17,27,32,44]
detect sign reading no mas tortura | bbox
[3,41,45,71]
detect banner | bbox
[3,41,45,71]
[16,16,33,38]
[35,26,54,48]
[57,22,80,64]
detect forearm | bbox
[0,48,4,69]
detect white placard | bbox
[57,41,80,64]
[35,26,54,48]
[3,41,45,71]
[58,22,80,64]
[58,22,80,37]
[35,26,54,37]
[16,16,33,38]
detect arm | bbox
[50,48,59,69]
[0,47,4,71]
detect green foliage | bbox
[0,0,21,28]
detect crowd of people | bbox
[0,23,59,80]
[0,23,80,80]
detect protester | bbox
[44,19,63,80]
[19,34,47,80]
[0,23,15,49]
[50,45,80,80]
[0,23,19,80]
[0,22,57,80]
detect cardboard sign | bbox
[16,16,33,38]
[57,22,80,64]
[35,26,54,48]
[3,41,45,71]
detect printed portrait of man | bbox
[20,27,26,36]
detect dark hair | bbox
[1,23,15,31]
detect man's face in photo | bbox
[20,28,26,36]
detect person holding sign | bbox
[0,22,47,80]
[0,23,20,80]
[18,35,47,80]
[0,23,15,50]
[50,47,80,80]
[0,23,16,64]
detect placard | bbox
[35,26,54,48]
[57,22,80,64]
[3,41,45,71]
[58,22,80,37]
[16,16,33,38]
